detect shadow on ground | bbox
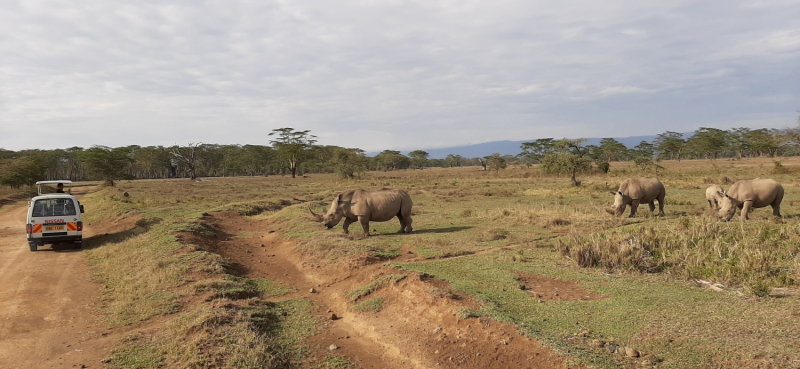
[82,218,161,250]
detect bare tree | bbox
[170,143,201,180]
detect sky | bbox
[1,0,798,152]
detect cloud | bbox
[1,0,798,152]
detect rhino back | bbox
[351,189,409,221]
[621,177,664,201]
[728,179,782,207]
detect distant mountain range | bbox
[371,133,693,159]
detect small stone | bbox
[591,339,605,347]
[260,244,265,247]
[625,347,639,357]
[329,344,338,351]
[330,313,338,320]
[309,288,317,293]
[641,359,653,366]
[433,327,443,333]
[607,344,618,353]
[518,284,526,290]
[268,230,275,233]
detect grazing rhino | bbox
[705,185,725,210]
[718,179,783,221]
[309,189,413,236]
[608,177,666,218]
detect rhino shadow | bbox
[404,226,473,235]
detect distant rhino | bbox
[718,179,783,221]
[310,189,413,236]
[705,185,725,210]
[608,177,666,218]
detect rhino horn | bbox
[308,206,324,222]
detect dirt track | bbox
[184,212,580,369]
[0,202,112,369]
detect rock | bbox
[607,344,617,353]
[329,344,338,351]
[123,192,129,197]
[309,288,317,293]
[330,313,338,320]
[518,284,526,290]
[641,359,653,366]
[625,347,639,357]
[591,339,605,348]
[260,244,265,247]
[268,230,275,233]
[433,327,443,333]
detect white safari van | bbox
[26,180,85,251]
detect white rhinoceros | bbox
[718,179,783,221]
[609,177,666,218]
[310,189,413,236]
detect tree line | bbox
[2,124,799,188]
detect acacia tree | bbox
[331,148,367,179]
[486,153,507,173]
[408,150,430,169]
[599,138,628,162]
[268,128,317,178]
[654,131,686,161]
[540,139,592,186]
[444,154,463,167]
[518,138,555,163]
[81,146,134,186]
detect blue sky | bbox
[1,0,798,151]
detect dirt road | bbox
[0,202,111,369]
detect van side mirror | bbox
[80,205,85,214]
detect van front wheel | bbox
[29,243,37,252]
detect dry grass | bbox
[75,157,800,369]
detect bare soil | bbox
[181,211,582,369]
[514,272,605,302]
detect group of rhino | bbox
[310,178,785,236]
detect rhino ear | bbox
[609,191,616,196]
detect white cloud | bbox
[1,0,798,151]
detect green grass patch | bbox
[349,297,385,313]
[344,275,406,302]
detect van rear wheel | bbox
[72,241,83,250]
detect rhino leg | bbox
[628,200,640,218]
[648,201,656,213]
[396,213,407,233]
[342,218,355,234]
[358,216,371,236]
[740,201,753,221]
[405,216,413,233]
[657,192,665,216]
[772,189,784,217]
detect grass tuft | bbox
[345,275,406,301]
[349,297,385,313]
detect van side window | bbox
[33,199,77,217]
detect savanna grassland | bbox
[73,157,800,369]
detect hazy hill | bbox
[372,134,692,159]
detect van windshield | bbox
[33,198,77,217]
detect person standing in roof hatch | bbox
[56,183,65,193]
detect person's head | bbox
[57,183,63,189]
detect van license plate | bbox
[45,226,64,231]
